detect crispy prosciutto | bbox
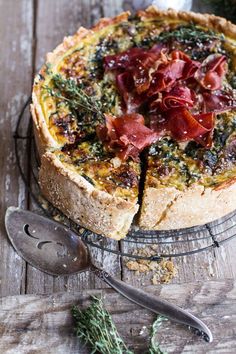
[162,86,195,109]
[202,90,236,113]
[149,108,215,147]
[167,108,215,147]
[116,72,146,112]
[171,50,201,80]
[102,46,235,155]
[104,45,165,95]
[195,54,227,90]
[97,113,158,160]
[148,59,186,95]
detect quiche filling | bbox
[33,9,236,237]
[38,18,236,190]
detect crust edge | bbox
[39,152,139,240]
[139,182,236,230]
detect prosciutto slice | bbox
[97,113,158,160]
[102,46,234,154]
[162,86,195,109]
[116,72,147,112]
[195,54,227,90]
[148,59,186,95]
[104,46,163,94]
[171,50,200,79]
[148,50,200,96]
[202,90,236,113]
[167,108,215,147]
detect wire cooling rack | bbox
[14,98,236,260]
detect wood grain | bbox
[0,0,34,297]
[121,219,236,287]
[0,279,236,353]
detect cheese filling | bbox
[35,14,236,193]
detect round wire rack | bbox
[14,98,236,261]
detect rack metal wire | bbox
[14,98,236,261]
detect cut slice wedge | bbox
[139,136,236,230]
[39,142,140,240]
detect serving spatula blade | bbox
[5,207,90,276]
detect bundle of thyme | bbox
[72,296,167,354]
[72,296,133,354]
[45,73,104,124]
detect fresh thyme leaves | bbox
[158,25,221,45]
[89,140,106,157]
[72,297,169,354]
[72,296,134,354]
[45,74,104,123]
[148,316,168,354]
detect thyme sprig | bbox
[45,73,104,122]
[72,296,133,354]
[148,316,168,354]
[158,25,221,44]
[72,296,168,354]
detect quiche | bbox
[31,6,236,240]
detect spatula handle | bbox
[92,265,213,343]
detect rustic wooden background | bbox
[0,0,236,352]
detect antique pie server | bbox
[5,207,213,343]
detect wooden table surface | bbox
[0,0,236,353]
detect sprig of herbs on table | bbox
[149,317,168,354]
[72,296,167,354]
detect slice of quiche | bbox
[39,139,141,240]
[31,6,236,239]
[140,117,236,229]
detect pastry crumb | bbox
[126,247,178,284]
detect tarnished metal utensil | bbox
[5,207,213,343]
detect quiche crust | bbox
[139,182,236,230]
[31,6,236,238]
[39,152,138,240]
[138,7,236,38]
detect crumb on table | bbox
[126,247,178,284]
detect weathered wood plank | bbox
[0,279,236,353]
[0,0,34,297]
[121,218,236,286]
[102,0,123,17]
[26,0,121,294]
